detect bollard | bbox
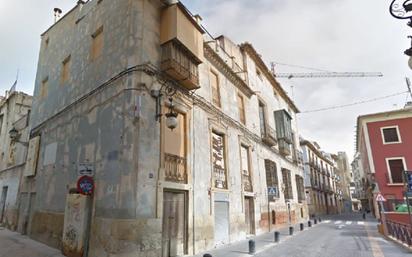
[289,226,294,235]
[249,239,256,254]
[314,219,317,225]
[308,220,312,227]
[319,217,322,223]
[274,231,280,242]
[300,223,304,231]
[203,254,212,257]
[362,213,366,220]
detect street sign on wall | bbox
[376,193,386,202]
[268,186,278,197]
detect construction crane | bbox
[274,72,383,79]
[270,62,383,79]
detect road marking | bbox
[364,224,384,257]
[324,220,331,223]
[334,221,342,224]
[357,221,364,225]
[346,221,352,225]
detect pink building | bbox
[356,105,412,218]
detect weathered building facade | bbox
[301,139,340,217]
[24,0,308,256]
[0,91,32,230]
[332,152,353,213]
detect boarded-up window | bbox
[0,115,3,135]
[265,159,279,198]
[164,108,186,183]
[91,27,103,60]
[237,94,246,125]
[388,158,405,183]
[296,175,305,202]
[241,145,252,192]
[282,168,293,200]
[212,131,227,189]
[210,71,221,107]
[40,78,48,100]
[61,55,71,84]
[24,136,41,177]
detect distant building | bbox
[332,152,353,213]
[0,91,32,230]
[300,139,340,217]
[355,104,412,218]
[21,1,308,256]
[351,152,367,211]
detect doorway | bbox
[162,191,187,257]
[214,201,229,246]
[244,197,255,235]
[0,186,8,223]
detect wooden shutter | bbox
[24,136,41,177]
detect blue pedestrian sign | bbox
[405,171,412,192]
[268,186,278,197]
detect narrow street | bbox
[257,214,410,257]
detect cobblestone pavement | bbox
[0,227,64,257]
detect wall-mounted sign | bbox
[77,176,94,195]
[77,163,94,177]
[376,193,386,202]
[268,186,278,197]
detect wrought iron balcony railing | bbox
[214,166,227,189]
[164,153,187,184]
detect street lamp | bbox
[165,98,178,130]
[8,127,29,146]
[389,0,412,69]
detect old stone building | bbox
[301,139,341,217]
[331,152,353,213]
[24,0,308,256]
[0,91,32,230]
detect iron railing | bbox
[214,166,227,189]
[164,153,187,184]
[386,220,412,246]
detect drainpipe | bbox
[192,105,196,254]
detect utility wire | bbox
[301,91,408,114]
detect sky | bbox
[1,0,411,162]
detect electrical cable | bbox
[300,91,408,114]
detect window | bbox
[240,145,252,192]
[256,68,263,81]
[387,158,406,184]
[210,71,221,107]
[282,168,293,200]
[91,27,103,60]
[381,126,401,144]
[237,93,246,125]
[61,55,71,84]
[265,159,279,198]
[0,114,3,135]
[296,175,305,202]
[40,77,48,99]
[258,101,266,136]
[212,131,227,189]
[164,108,187,183]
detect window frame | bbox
[381,125,402,145]
[61,55,71,84]
[91,26,104,61]
[385,157,407,185]
[209,69,221,108]
[210,129,229,190]
[237,93,246,125]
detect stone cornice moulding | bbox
[204,43,255,98]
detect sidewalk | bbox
[0,226,64,257]
[192,221,311,257]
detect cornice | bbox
[204,43,254,98]
[240,43,299,113]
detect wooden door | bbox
[0,187,8,223]
[244,197,255,235]
[162,191,186,257]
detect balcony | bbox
[243,174,253,192]
[161,40,201,90]
[261,124,277,147]
[164,153,187,184]
[214,166,227,189]
[278,139,291,156]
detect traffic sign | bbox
[404,171,412,192]
[77,175,94,195]
[268,186,278,197]
[376,193,386,202]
